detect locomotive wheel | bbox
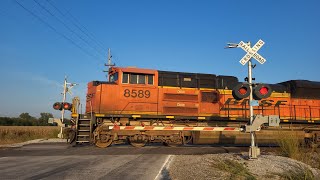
[130,141,147,148]
[129,135,147,148]
[163,134,183,147]
[163,142,182,147]
[96,134,113,148]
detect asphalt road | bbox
[0,143,248,180]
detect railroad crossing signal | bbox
[232,83,272,100]
[225,39,268,159]
[53,102,73,111]
[238,39,266,65]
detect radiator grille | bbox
[164,94,198,101]
[201,92,219,103]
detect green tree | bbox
[38,113,54,126]
[19,113,33,120]
[0,117,13,125]
[18,113,36,125]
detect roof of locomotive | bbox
[99,67,320,98]
[110,66,157,74]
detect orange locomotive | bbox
[70,66,320,147]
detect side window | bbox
[138,74,146,84]
[122,73,129,83]
[147,75,154,85]
[130,74,138,84]
[123,72,154,85]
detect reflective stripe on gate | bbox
[108,126,241,131]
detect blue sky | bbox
[0,0,319,117]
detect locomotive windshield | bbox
[109,72,118,82]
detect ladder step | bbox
[75,117,92,143]
[76,141,90,143]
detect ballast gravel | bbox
[167,153,320,180]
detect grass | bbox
[276,164,315,180]
[0,126,60,145]
[276,131,301,159]
[212,159,256,180]
[276,131,319,179]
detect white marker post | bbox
[226,39,266,159]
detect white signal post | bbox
[61,77,67,124]
[225,39,266,159]
[61,76,77,123]
[58,77,77,138]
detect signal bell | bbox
[53,102,73,111]
[232,83,272,100]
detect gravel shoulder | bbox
[168,153,320,180]
[0,138,66,148]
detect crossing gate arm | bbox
[107,126,243,132]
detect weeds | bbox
[276,131,320,178]
[212,159,256,180]
[277,131,301,159]
[0,126,60,145]
[276,164,315,180]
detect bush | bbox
[277,131,301,158]
[276,164,315,180]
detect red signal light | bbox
[233,83,272,100]
[238,87,248,95]
[53,102,62,110]
[259,86,269,95]
[232,83,250,100]
[253,84,272,100]
[63,102,72,111]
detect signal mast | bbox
[226,40,273,159]
[103,48,115,81]
[60,76,77,123]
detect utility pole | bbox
[103,48,115,81]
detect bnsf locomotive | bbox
[58,66,320,148]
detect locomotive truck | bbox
[53,66,320,148]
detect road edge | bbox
[154,155,174,180]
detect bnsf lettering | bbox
[124,89,150,98]
[224,98,287,106]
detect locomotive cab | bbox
[86,67,158,118]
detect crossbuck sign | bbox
[238,39,266,65]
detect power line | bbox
[46,0,107,53]
[32,0,105,57]
[14,0,102,61]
